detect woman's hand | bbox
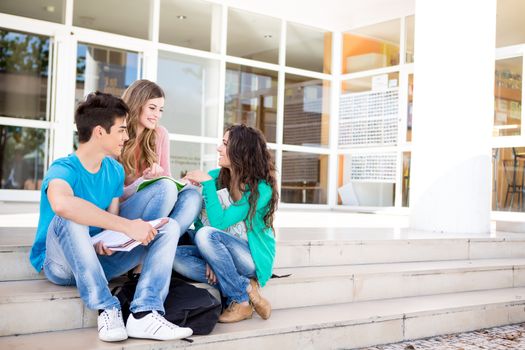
[143,163,164,179]
[206,263,217,285]
[94,242,114,256]
[184,170,212,184]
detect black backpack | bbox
[113,276,221,335]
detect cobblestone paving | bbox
[357,323,525,350]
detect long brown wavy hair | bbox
[120,80,165,177]
[218,124,279,230]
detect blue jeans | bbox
[43,215,180,314]
[173,226,256,304]
[120,179,202,235]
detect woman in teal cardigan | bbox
[173,124,278,323]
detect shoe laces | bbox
[102,308,124,330]
[149,310,176,330]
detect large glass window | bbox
[0,0,64,23]
[337,152,396,207]
[496,0,525,48]
[224,64,278,143]
[492,147,525,212]
[281,151,328,204]
[405,16,415,64]
[286,22,331,73]
[284,74,330,147]
[494,57,522,137]
[340,73,399,148]
[0,29,51,121]
[170,141,216,178]
[227,9,280,64]
[160,0,220,52]
[0,126,48,190]
[158,51,219,137]
[342,19,400,74]
[73,0,150,39]
[75,43,140,107]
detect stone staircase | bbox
[2,225,525,349]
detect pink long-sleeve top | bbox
[121,126,171,200]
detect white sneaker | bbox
[97,308,128,342]
[126,311,193,340]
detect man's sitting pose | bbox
[29,91,191,342]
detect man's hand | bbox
[125,219,157,245]
[94,241,114,256]
[143,163,164,179]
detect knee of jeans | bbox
[44,260,75,285]
[154,178,179,204]
[194,226,220,249]
[160,218,181,240]
[183,189,203,211]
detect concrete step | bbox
[2,258,525,336]
[3,227,525,281]
[2,287,525,349]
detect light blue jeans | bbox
[119,179,202,234]
[43,215,180,314]
[173,226,256,304]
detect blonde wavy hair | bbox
[120,79,165,177]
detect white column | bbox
[409,0,496,233]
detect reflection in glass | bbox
[407,74,414,142]
[339,73,399,148]
[0,126,48,190]
[75,43,140,107]
[494,57,522,137]
[170,141,216,179]
[227,8,280,64]
[402,152,411,207]
[281,151,327,204]
[284,74,330,147]
[0,0,64,23]
[286,22,331,73]
[224,64,277,142]
[0,29,51,121]
[405,16,415,63]
[497,0,525,47]
[342,19,400,74]
[342,72,399,93]
[158,51,219,137]
[337,152,395,207]
[73,0,150,39]
[492,147,525,212]
[160,0,220,52]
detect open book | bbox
[91,218,169,252]
[137,176,186,192]
[200,188,248,240]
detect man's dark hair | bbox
[75,91,129,143]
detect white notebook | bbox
[91,218,168,251]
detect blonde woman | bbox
[118,80,201,244]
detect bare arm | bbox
[47,179,155,244]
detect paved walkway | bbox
[359,323,525,350]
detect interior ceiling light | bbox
[44,5,55,13]
[264,34,272,39]
[177,15,187,20]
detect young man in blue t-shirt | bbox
[29,92,192,342]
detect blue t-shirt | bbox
[29,153,125,271]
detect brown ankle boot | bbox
[218,302,253,323]
[247,279,271,320]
